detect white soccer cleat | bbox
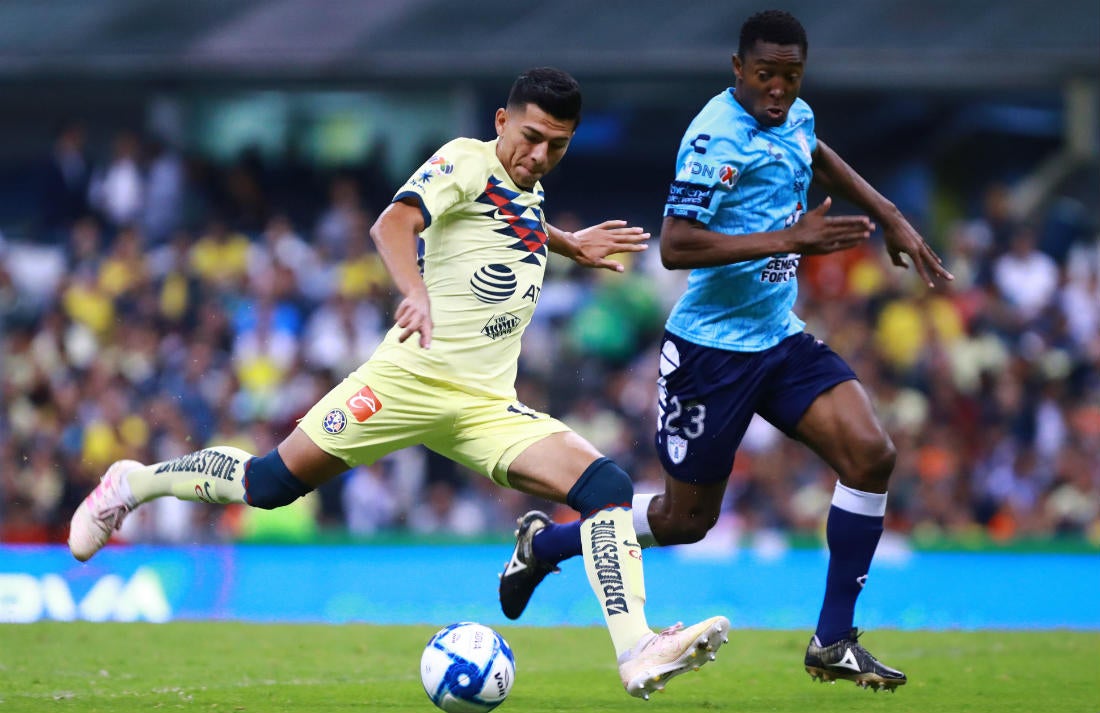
[618,615,730,699]
[68,459,142,562]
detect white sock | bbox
[832,482,888,517]
[580,507,652,657]
[632,493,659,548]
[125,446,252,505]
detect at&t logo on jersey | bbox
[470,264,517,303]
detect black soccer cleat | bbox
[498,510,559,620]
[804,628,907,691]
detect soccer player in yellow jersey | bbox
[69,67,729,699]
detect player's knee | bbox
[655,510,717,545]
[844,435,897,491]
[866,435,897,484]
[243,448,313,510]
[566,457,634,518]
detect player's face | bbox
[732,41,805,127]
[495,104,575,189]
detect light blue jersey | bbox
[663,89,816,351]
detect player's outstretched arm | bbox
[547,220,649,272]
[812,140,954,287]
[660,202,872,270]
[369,199,433,348]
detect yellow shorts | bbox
[297,359,570,487]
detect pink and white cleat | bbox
[68,459,142,562]
[618,615,730,699]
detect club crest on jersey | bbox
[322,409,347,434]
[470,264,518,303]
[482,312,521,340]
[667,434,688,464]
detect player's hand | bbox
[395,290,433,349]
[789,197,873,255]
[570,220,650,272]
[881,213,955,287]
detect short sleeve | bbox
[663,132,747,225]
[393,139,473,228]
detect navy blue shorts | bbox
[654,331,856,485]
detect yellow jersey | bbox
[371,137,551,399]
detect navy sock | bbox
[815,505,884,645]
[531,457,633,566]
[531,520,583,565]
[534,457,638,567]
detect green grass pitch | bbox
[1,624,1096,712]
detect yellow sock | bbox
[125,446,252,505]
[580,507,652,657]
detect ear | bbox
[732,54,743,82]
[494,107,508,137]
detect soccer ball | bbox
[420,622,515,712]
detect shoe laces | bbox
[518,528,539,563]
[88,475,133,532]
[658,622,685,637]
[641,622,685,654]
[519,522,560,573]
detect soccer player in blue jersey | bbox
[499,11,953,691]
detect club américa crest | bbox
[322,408,347,434]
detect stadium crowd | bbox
[1,126,1098,548]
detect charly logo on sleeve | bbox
[470,264,517,303]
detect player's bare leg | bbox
[640,478,727,546]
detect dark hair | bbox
[738,10,808,59]
[507,67,582,125]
